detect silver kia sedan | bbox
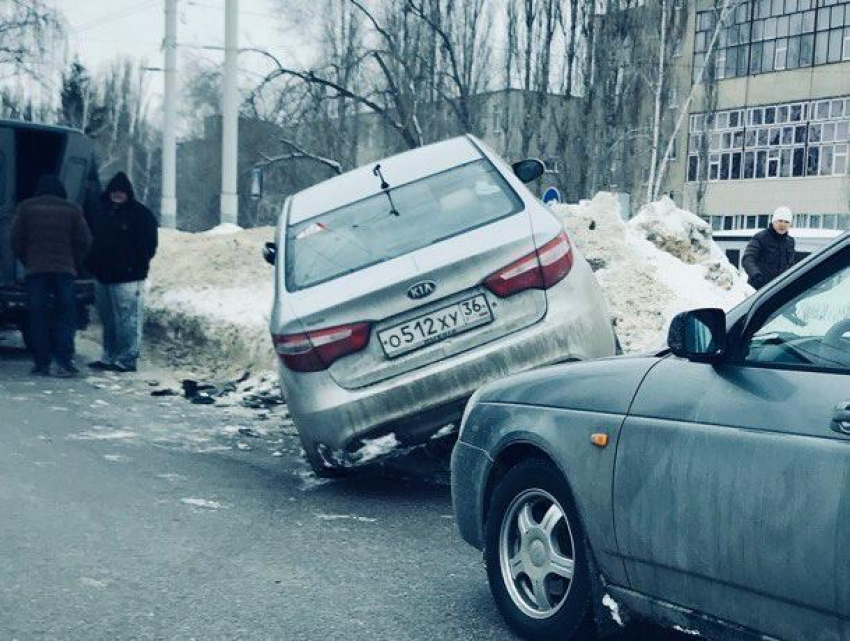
[267,135,616,475]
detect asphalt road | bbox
[0,334,688,640]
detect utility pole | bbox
[160,0,178,229]
[220,0,239,226]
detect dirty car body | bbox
[269,135,616,474]
[452,232,850,640]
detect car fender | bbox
[457,356,663,587]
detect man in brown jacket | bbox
[11,175,92,376]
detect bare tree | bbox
[0,0,63,81]
[650,0,747,201]
[406,0,493,134]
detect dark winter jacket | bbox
[742,226,796,290]
[10,175,93,277]
[86,172,159,284]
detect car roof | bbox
[0,119,84,136]
[287,135,484,225]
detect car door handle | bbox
[831,401,850,435]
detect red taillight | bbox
[484,231,574,298]
[272,323,371,372]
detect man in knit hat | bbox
[10,174,93,377]
[742,206,796,290]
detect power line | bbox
[70,1,158,34]
[185,0,283,19]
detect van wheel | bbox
[485,460,595,640]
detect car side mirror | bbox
[262,241,277,266]
[668,308,727,362]
[512,159,545,184]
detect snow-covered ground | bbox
[141,193,754,382]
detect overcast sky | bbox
[52,0,312,104]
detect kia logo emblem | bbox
[407,281,436,300]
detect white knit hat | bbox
[772,206,793,224]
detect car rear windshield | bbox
[285,159,524,290]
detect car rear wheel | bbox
[485,459,594,640]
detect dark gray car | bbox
[452,231,849,640]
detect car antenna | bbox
[373,164,399,217]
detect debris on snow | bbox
[150,388,179,397]
[602,593,625,627]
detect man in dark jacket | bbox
[10,175,93,377]
[742,206,796,290]
[86,172,158,372]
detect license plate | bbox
[378,295,493,358]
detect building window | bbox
[688,94,850,183]
[711,212,847,232]
[694,1,850,81]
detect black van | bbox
[0,119,101,343]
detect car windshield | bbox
[285,159,524,290]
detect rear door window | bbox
[285,159,524,291]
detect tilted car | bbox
[266,135,617,475]
[452,231,849,640]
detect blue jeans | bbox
[95,281,144,368]
[26,273,76,369]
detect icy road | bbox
[0,334,689,640]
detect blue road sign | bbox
[542,187,561,204]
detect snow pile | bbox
[203,223,243,236]
[552,193,752,353]
[145,226,277,376]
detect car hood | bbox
[475,355,663,414]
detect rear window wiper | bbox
[373,164,400,217]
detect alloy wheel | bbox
[498,488,576,620]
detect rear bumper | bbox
[279,261,615,465]
[0,279,95,327]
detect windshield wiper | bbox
[373,164,400,217]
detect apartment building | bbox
[672,0,850,234]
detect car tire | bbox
[485,459,595,641]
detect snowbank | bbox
[144,227,277,376]
[552,194,752,352]
[143,194,753,378]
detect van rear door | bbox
[60,131,91,206]
[0,126,16,285]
